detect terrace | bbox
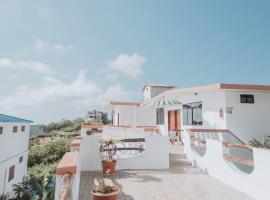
[79,144,253,200]
[55,125,270,200]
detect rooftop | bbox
[79,145,253,200]
[0,114,33,123]
[142,84,176,90]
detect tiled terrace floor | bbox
[79,144,253,200]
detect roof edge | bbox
[0,114,33,123]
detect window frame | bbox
[8,165,15,182]
[182,101,203,126]
[240,94,254,104]
[13,126,18,133]
[21,126,26,132]
[156,108,165,125]
[19,156,23,163]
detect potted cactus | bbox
[91,178,119,200]
[100,138,119,174]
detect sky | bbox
[0,0,270,124]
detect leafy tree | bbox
[28,138,70,167]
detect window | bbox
[19,156,23,163]
[21,126,25,132]
[183,102,203,126]
[240,94,254,104]
[0,127,3,134]
[13,126,18,133]
[156,108,164,125]
[8,165,15,182]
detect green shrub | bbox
[28,138,70,167]
[249,138,270,149]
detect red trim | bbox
[109,101,141,106]
[70,139,81,148]
[56,152,78,175]
[220,83,270,91]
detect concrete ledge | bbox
[56,152,78,175]
[70,138,81,148]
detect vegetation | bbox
[92,179,118,194]
[249,138,270,149]
[42,118,84,133]
[13,138,71,200]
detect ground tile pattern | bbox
[79,145,253,200]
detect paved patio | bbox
[79,144,253,200]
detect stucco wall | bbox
[160,91,227,135]
[0,122,30,197]
[183,130,270,200]
[225,91,270,142]
[79,134,169,171]
[113,106,156,127]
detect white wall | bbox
[225,91,270,143]
[160,91,227,136]
[113,105,156,127]
[183,130,270,200]
[0,122,30,198]
[79,134,169,171]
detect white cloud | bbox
[106,53,146,78]
[8,74,19,80]
[0,71,135,114]
[34,38,75,54]
[0,58,54,74]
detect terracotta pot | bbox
[101,160,117,174]
[91,189,119,200]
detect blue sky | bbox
[0,0,269,123]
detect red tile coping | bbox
[70,138,81,148]
[109,101,141,106]
[56,152,78,175]
[188,128,230,133]
[103,125,159,133]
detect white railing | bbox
[183,129,270,200]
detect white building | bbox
[0,114,33,199]
[110,83,270,143]
[108,101,156,128]
[84,110,107,124]
[143,84,175,101]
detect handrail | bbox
[223,154,254,167]
[120,138,145,143]
[224,143,253,150]
[101,147,145,152]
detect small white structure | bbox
[108,101,156,128]
[0,114,32,199]
[143,84,175,101]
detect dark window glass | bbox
[183,102,203,126]
[8,165,15,182]
[21,126,25,132]
[240,94,254,104]
[0,127,3,134]
[19,156,23,163]
[156,108,164,125]
[13,126,17,133]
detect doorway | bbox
[168,110,181,131]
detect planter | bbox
[91,189,119,200]
[101,160,117,174]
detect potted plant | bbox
[100,139,118,174]
[91,178,119,200]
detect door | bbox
[168,110,181,131]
